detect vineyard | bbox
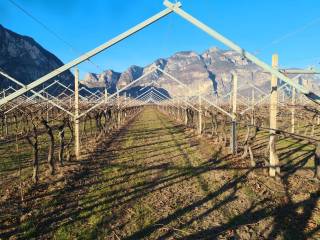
[1,0,320,239]
[0,78,320,239]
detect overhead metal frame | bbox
[123,87,173,108]
[77,67,157,118]
[0,70,74,116]
[240,74,303,114]
[150,86,201,112]
[156,67,232,117]
[162,0,320,103]
[5,80,59,114]
[1,0,319,115]
[0,2,181,106]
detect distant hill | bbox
[0,24,74,95]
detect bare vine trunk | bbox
[58,120,66,166]
[42,119,55,175]
[66,118,74,161]
[26,124,39,184]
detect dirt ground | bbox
[0,107,319,239]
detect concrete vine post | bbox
[251,87,255,125]
[117,87,121,128]
[74,66,80,160]
[123,92,127,121]
[184,97,188,125]
[251,72,255,125]
[104,87,108,103]
[230,72,237,154]
[198,86,202,135]
[46,91,49,122]
[291,80,296,133]
[179,98,183,122]
[315,143,320,179]
[269,54,280,177]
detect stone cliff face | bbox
[67,44,320,98]
[0,24,73,93]
[82,70,120,92]
[81,47,277,97]
[117,65,144,89]
[161,51,212,93]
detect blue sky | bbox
[1,0,320,76]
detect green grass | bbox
[242,185,257,200]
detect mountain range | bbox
[82,47,320,98]
[1,24,318,99]
[82,48,263,97]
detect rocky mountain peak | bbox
[152,58,167,69]
[171,51,199,58]
[117,65,144,89]
[207,46,222,53]
[0,24,73,93]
